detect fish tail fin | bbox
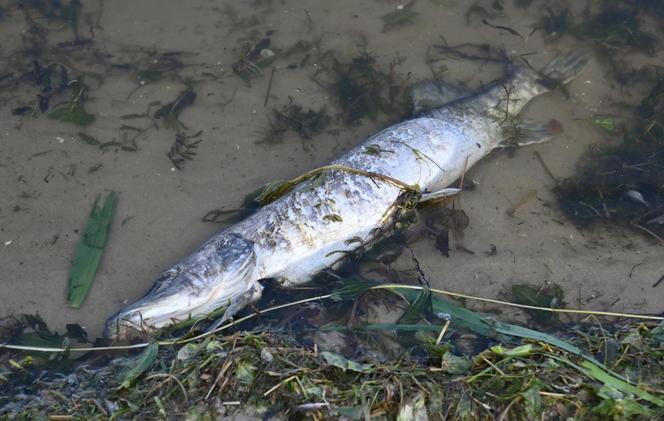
[490,50,592,120]
[539,50,592,85]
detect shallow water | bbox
[1,0,663,341]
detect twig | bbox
[145,373,189,407]
[372,284,664,321]
[435,319,451,345]
[533,151,557,184]
[263,375,298,397]
[263,67,276,107]
[652,274,664,288]
[458,155,470,205]
[480,356,506,376]
[630,219,664,245]
[482,19,526,40]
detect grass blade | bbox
[398,288,431,325]
[120,342,159,389]
[67,191,117,308]
[580,360,664,407]
[330,278,380,301]
[396,287,609,370]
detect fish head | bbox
[103,233,259,340]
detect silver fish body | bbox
[105,51,590,339]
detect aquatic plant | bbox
[67,192,117,308]
[2,280,664,419]
[555,76,664,242]
[47,79,95,127]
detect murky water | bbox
[1,0,663,341]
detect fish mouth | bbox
[104,232,260,341]
[102,288,186,340]
[103,299,174,340]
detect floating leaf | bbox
[120,342,159,389]
[321,351,373,372]
[67,191,117,308]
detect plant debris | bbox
[571,6,656,55]
[511,282,565,324]
[314,51,410,124]
[555,76,664,241]
[167,130,203,170]
[153,88,196,130]
[2,280,664,419]
[259,97,330,144]
[48,79,95,127]
[232,37,276,83]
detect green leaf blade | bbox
[120,342,159,389]
[67,191,117,308]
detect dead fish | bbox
[104,50,591,340]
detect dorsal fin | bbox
[410,80,471,114]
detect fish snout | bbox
[103,304,156,341]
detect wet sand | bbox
[1,0,662,340]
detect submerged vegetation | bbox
[555,72,664,242]
[259,97,331,145]
[319,51,410,125]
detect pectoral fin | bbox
[419,187,462,203]
[205,281,264,332]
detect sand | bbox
[1,0,662,340]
